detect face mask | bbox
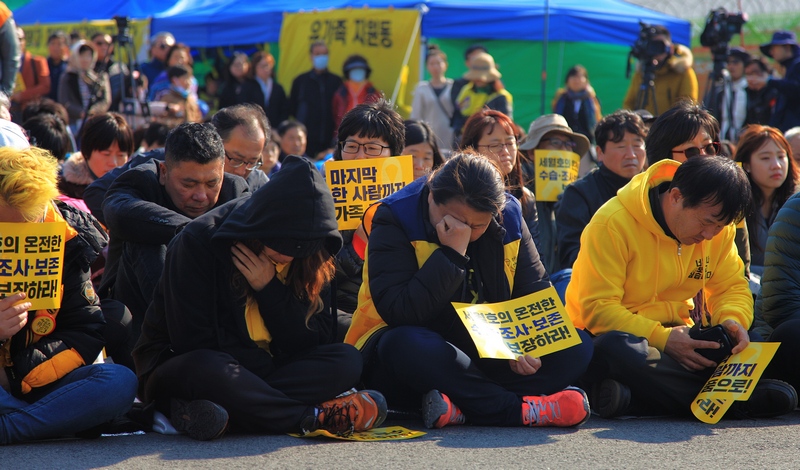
[312,55,329,70]
[349,68,367,82]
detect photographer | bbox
[753,31,800,133]
[713,48,750,141]
[623,25,698,116]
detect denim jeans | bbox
[0,363,137,444]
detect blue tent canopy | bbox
[13,0,178,24]
[150,0,690,48]
[14,0,689,49]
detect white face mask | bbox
[349,68,367,82]
[312,55,329,70]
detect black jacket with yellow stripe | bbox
[2,201,107,398]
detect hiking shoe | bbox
[315,390,387,436]
[522,386,590,427]
[422,390,466,429]
[591,379,632,419]
[170,399,229,441]
[732,379,798,419]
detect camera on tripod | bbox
[113,15,132,45]
[630,22,669,65]
[700,8,746,55]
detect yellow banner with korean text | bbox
[0,222,66,310]
[291,426,425,441]
[20,20,149,64]
[691,342,779,424]
[325,155,414,231]
[277,8,421,116]
[533,150,581,202]
[453,286,581,360]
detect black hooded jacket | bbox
[132,156,343,392]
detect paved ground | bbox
[5,411,800,469]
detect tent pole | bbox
[391,9,423,106]
[541,0,550,116]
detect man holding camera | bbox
[566,155,798,419]
[752,31,800,133]
[622,25,698,116]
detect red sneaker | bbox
[522,386,590,427]
[315,390,387,436]
[423,390,466,429]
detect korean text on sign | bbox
[691,342,780,424]
[533,149,580,202]
[325,155,414,230]
[453,286,581,360]
[0,222,66,310]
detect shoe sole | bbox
[171,399,229,441]
[592,380,630,419]
[362,390,388,430]
[565,386,592,426]
[422,390,449,429]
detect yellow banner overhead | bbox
[277,8,421,114]
[325,155,414,231]
[0,222,66,310]
[453,286,582,360]
[533,150,581,202]
[20,19,149,63]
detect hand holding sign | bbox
[509,354,541,376]
[0,292,30,341]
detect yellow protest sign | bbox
[0,222,66,310]
[691,342,780,424]
[326,155,414,231]
[453,286,582,360]
[533,150,581,202]
[277,8,421,116]
[291,426,425,441]
[20,20,149,64]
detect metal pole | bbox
[541,0,550,116]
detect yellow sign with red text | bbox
[325,155,414,231]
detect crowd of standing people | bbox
[1,10,800,445]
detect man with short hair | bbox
[140,32,175,87]
[212,103,270,191]
[567,156,798,419]
[622,25,698,116]
[46,31,68,101]
[101,123,249,362]
[556,110,647,269]
[754,31,800,132]
[289,41,343,160]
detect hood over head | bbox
[212,155,342,258]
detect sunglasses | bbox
[671,142,720,159]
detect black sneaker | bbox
[170,399,229,440]
[591,379,631,419]
[732,379,798,419]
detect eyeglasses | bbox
[543,138,577,150]
[478,141,517,153]
[225,151,263,170]
[340,141,390,156]
[671,142,720,159]
[156,43,169,50]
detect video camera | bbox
[630,22,669,63]
[700,8,747,55]
[113,16,132,45]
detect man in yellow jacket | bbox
[567,155,798,419]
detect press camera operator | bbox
[622,24,698,117]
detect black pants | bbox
[584,330,759,416]
[364,326,593,426]
[765,319,800,392]
[141,343,362,433]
